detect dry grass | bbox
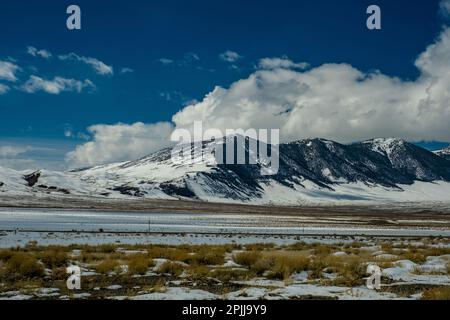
[308,259,327,279]
[79,251,123,263]
[422,287,450,300]
[234,250,310,280]
[146,245,227,265]
[210,268,254,282]
[3,252,45,278]
[147,246,190,262]
[390,246,450,264]
[51,266,69,280]
[311,244,335,256]
[79,252,104,263]
[187,247,226,266]
[326,256,366,286]
[127,254,152,275]
[156,261,185,276]
[96,259,120,274]
[79,244,117,253]
[422,247,450,257]
[2,239,450,299]
[0,249,16,262]
[234,249,368,282]
[37,250,68,268]
[243,243,274,251]
[264,252,310,280]
[233,251,261,267]
[186,265,210,281]
[398,252,427,264]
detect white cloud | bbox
[0,156,66,171]
[27,46,52,59]
[64,129,73,138]
[440,0,450,16]
[172,27,450,143]
[0,60,20,82]
[59,53,113,76]
[159,90,195,106]
[0,84,9,94]
[258,57,309,70]
[0,139,77,171]
[158,53,200,67]
[65,5,450,167]
[66,122,175,167]
[21,75,95,94]
[158,58,174,65]
[120,67,134,74]
[0,145,32,157]
[184,52,200,62]
[63,124,89,140]
[220,50,242,63]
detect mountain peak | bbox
[289,138,339,146]
[361,138,407,155]
[363,137,407,145]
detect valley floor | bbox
[1,201,449,300]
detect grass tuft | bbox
[127,254,152,275]
[4,252,45,278]
[96,259,120,274]
[37,250,69,268]
[422,287,450,300]
[233,251,261,267]
[156,261,184,276]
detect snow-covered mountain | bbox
[1,137,450,205]
[435,146,450,161]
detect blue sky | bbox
[0,0,449,170]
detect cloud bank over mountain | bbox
[66,3,450,168]
[68,28,450,167]
[173,28,450,144]
[66,122,174,167]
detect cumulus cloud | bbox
[258,57,309,70]
[27,46,52,59]
[21,75,95,94]
[171,27,450,143]
[66,122,175,167]
[220,50,242,63]
[0,60,20,82]
[59,53,113,76]
[65,4,450,167]
[0,84,9,94]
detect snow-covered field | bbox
[1,208,450,248]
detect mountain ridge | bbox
[1,137,450,206]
